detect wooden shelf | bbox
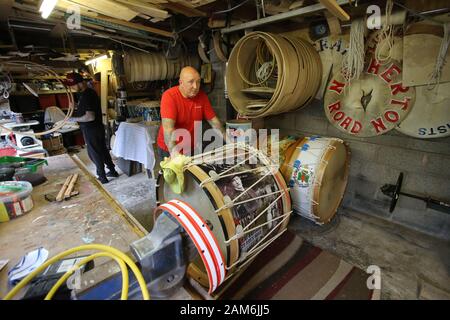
[11,89,68,96]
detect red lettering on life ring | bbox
[367,58,381,75]
[328,80,346,94]
[351,121,362,133]
[385,110,399,122]
[333,111,345,121]
[340,116,353,130]
[371,117,387,133]
[380,63,401,83]
[327,100,341,113]
[390,82,410,95]
[391,98,411,111]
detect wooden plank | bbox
[143,0,168,4]
[325,12,341,35]
[319,0,350,21]
[115,0,170,19]
[163,2,206,17]
[0,154,146,298]
[64,173,79,199]
[55,3,174,38]
[63,0,139,21]
[57,174,73,202]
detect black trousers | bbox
[81,125,115,178]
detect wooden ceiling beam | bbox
[163,2,206,17]
[319,0,350,21]
[62,0,139,21]
[54,2,174,38]
[115,0,170,20]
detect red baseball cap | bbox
[63,72,84,86]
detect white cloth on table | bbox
[112,122,158,170]
[8,247,49,285]
[44,106,79,133]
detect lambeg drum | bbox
[280,136,350,224]
[225,119,253,144]
[156,143,291,293]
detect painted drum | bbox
[280,136,350,224]
[226,119,253,144]
[396,83,450,139]
[156,143,291,290]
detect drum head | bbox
[156,144,291,288]
[396,83,450,138]
[157,167,232,267]
[314,140,350,223]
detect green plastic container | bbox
[0,156,48,186]
[0,156,48,173]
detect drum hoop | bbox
[313,139,351,222]
[280,138,304,180]
[156,165,237,287]
[282,137,308,183]
[186,165,239,268]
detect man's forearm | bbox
[70,111,95,123]
[163,128,177,154]
[162,118,178,155]
[208,117,226,137]
[208,117,229,142]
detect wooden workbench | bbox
[0,154,193,299]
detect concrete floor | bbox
[76,147,450,300]
[76,147,157,231]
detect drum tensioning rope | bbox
[381,172,450,214]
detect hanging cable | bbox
[428,22,450,89]
[0,61,75,137]
[212,0,253,15]
[375,0,395,64]
[176,17,203,34]
[341,18,365,82]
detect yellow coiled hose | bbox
[3,244,150,300]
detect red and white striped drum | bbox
[281,136,350,224]
[156,143,291,292]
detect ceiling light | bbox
[39,0,58,19]
[85,54,108,66]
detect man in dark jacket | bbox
[63,72,119,184]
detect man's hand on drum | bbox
[170,149,181,159]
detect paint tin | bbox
[0,181,33,223]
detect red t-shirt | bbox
[157,86,216,153]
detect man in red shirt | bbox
[157,66,226,158]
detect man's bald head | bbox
[179,66,201,98]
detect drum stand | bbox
[380,172,450,214]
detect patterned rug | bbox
[214,231,380,300]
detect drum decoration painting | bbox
[199,162,284,255]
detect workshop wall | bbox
[206,44,227,123]
[265,100,450,240]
